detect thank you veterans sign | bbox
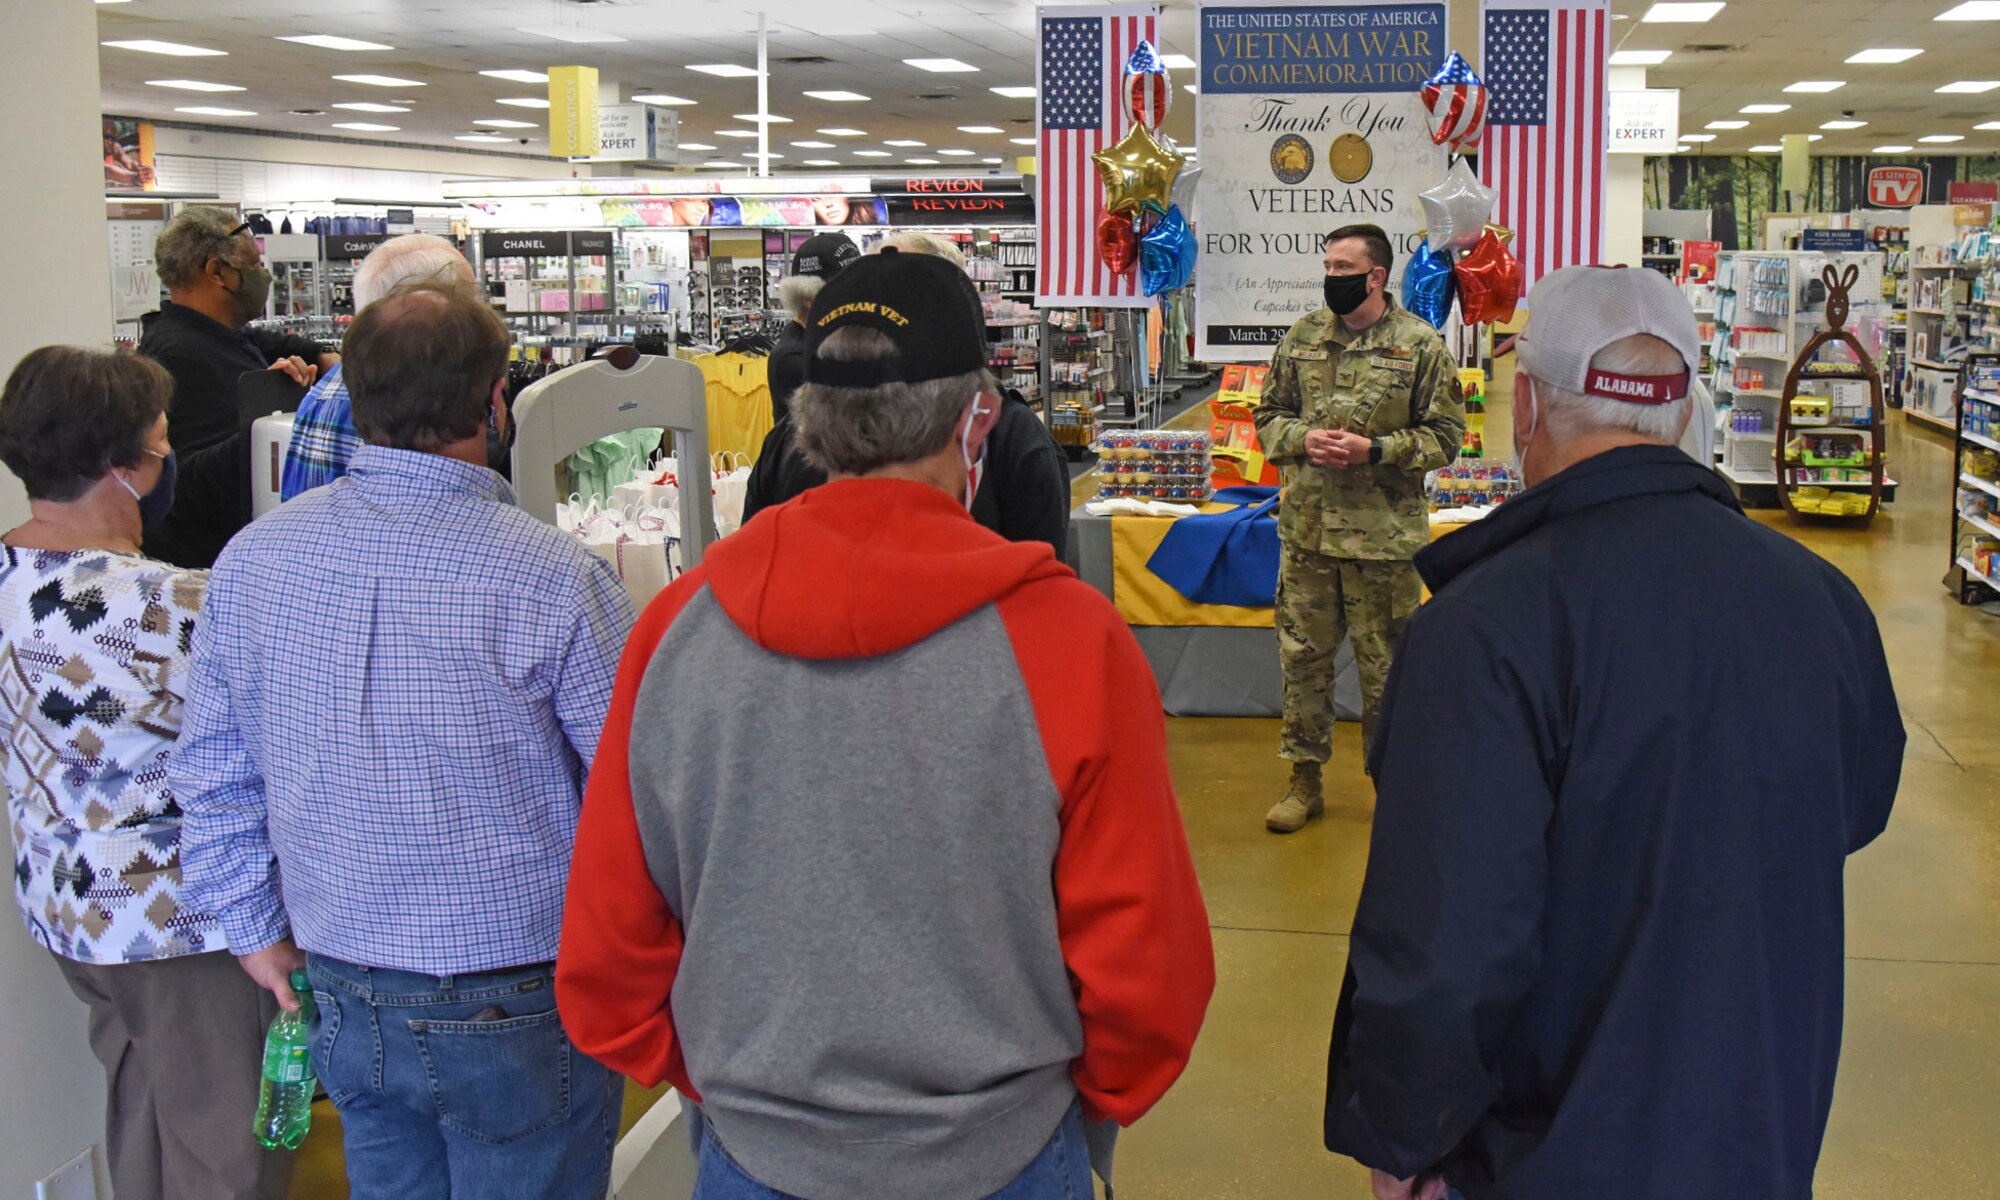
[1195,1,1448,359]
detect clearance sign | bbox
[1194,1,1449,359]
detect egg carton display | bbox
[1427,462,1524,511]
[1093,431,1215,502]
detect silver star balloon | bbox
[1419,160,1497,252]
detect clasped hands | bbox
[1305,428,1374,468]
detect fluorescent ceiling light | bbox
[1739,103,1789,113]
[702,163,745,170]
[96,1,133,4]
[1937,1,2000,17]
[804,90,870,101]
[803,159,841,166]
[1874,144,1914,151]
[905,58,978,72]
[1978,121,2000,130]
[1679,133,1717,142]
[335,74,424,87]
[906,157,941,164]
[147,79,245,92]
[1642,2,1724,20]
[689,64,758,78]
[278,35,394,51]
[677,143,717,151]
[1705,120,1748,129]
[818,127,867,136]
[474,118,538,128]
[716,129,759,138]
[176,106,258,117]
[1808,134,1824,141]
[334,102,410,113]
[1937,80,2000,93]
[1749,144,1782,152]
[1184,83,1197,94]
[854,149,892,157]
[791,140,836,148]
[1920,133,1966,142]
[456,134,513,142]
[1160,54,1196,69]
[1845,48,1922,63]
[497,97,550,108]
[990,86,1036,98]
[938,149,976,156]
[747,152,784,159]
[983,156,1004,164]
[884,138,926,147]
[1609,49,1672,65]
[1784,80,1845,92]
[733,113,792,123]
[516,25,627,44]
[1010,136,1036,145]
[630,94,696,105]
[103,39,226,56]
[332,122,399,131]
[481,69,549,84]
[1820,119,1867,129]
[958,125,1005,134]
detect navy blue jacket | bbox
[1324,445,1903,1199]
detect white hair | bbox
[779,273,825,323]
[875,231,967,270]
[1525,333,1693,444]
[353,234,473,310]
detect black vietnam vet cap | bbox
[791,231,860,279]
[805,246,988,388]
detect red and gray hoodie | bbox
[556,478,1215,1200]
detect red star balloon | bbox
[1098,211,1139,274]
[1454,227,1524,325]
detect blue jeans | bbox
[306,954,622,1200]
[693,1101,1093,1200]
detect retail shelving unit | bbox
[1710,249,1897,508]
[1948,353,2000,603]
[1901,247,1987,435]
[1774,265,1887,526]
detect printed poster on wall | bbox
[1194,1,1448,360]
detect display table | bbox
[1069,504,1358,719]
[1070,504,1472,718]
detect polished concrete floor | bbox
[293,364,2000,1197]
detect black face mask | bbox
[1323,271,1374,316]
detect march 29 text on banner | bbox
[1195,1,1448,360]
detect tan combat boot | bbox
[1266,762,1325,833]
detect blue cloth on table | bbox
[1145,486,1281,608]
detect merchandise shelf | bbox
[1960,473,2000,502]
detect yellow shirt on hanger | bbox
[693,352,776,462]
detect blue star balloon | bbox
[1140,203,1198,296]
[1401,237,1458,330]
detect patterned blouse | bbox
[1,546,224,963]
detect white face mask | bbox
[961,396,992,510]
[1513,377,1541,465]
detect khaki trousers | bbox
[56,949,295,1200]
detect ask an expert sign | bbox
[1194,0,1448,361]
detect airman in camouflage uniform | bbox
[1252,224,1464,833]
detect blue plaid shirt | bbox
[280,362,361,501]
[174,446,636,973]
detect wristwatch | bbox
[1367,440,1384,464]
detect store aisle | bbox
[1104,367,2000,1198]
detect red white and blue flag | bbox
[1037,5,1159,308]
[1478,0,1608,299]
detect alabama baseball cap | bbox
[1516,265,1702,405]
[791,232,860,280]
[806,246,987,387]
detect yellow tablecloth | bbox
[1107,513,1470,627]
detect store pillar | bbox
[0,7,117,1198]
[1604,66,1647,270]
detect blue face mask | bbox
[114,449,177,533]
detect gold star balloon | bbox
[1091,123,1186,215]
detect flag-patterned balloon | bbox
[1122,39,1173,130]
[1420,51,1488,153]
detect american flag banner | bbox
[1478,0,1608,299]
[1037,5,1160,308]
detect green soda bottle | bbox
[254,969,317,1150]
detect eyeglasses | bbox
[228,221,254,238]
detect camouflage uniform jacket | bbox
[1252,298,1465,561]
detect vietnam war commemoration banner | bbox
[1195,2,1449,360]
